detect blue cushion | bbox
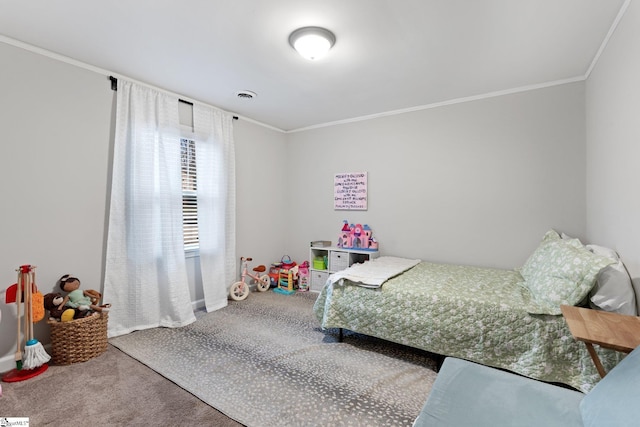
[580,345,640,426]
[415,358,584,427]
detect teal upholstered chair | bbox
[414,345,640,427]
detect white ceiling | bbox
[0,0,628,132]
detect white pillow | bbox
[586,244,637,316]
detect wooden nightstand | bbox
[561,305,640,377]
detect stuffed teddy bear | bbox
[43,292,77,322]
[58,274,110,314]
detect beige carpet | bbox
[0,344,241,426]
[109,291,439,426]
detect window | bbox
[181,138,198,251]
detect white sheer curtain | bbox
[104,80,196,337]
[193,104,236,312]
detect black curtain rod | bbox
[109,76,238,120]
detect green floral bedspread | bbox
[314,261,622,392]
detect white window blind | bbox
[181,138,198,251]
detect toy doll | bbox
[59,274,109,313]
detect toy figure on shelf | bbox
[337,220,378,250]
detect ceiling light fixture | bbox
[288,26,336,60]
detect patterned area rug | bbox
[109,290,438,426]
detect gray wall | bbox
[286,83,587,270]
[234,119,289,267]
[0,43,113,367]
[586,2,640,284]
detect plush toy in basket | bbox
[44,292,78,322]
[45,275,111,365]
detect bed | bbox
[314,230,637,392]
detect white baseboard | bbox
[192,298,206,312]
[0,353,16,374]
[0,343,52,375]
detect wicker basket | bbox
[47,312,109,365]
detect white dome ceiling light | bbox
[288,27,336,60]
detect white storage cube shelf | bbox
[308,245,379,292]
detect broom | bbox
[13,269,23,370]
[21,265,50,370]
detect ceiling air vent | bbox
[235,90,257,100]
